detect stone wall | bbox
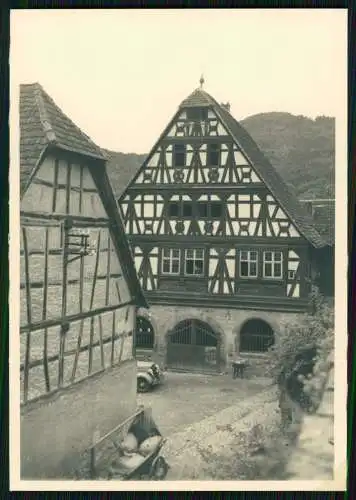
[138,305,303,373]
[21,359,137,479]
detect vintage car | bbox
[137,361,165,393]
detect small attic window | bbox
[173,144,186,167]
[187,108,208,121]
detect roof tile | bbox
[20,83,106,196]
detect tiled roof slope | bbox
[103,149,147,198]
[20,83,106,196]
[299,200,335,246]
[179,88,326,248]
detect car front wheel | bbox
[137,376,150,393]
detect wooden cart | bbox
[88,405,169,480]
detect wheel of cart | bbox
[149,455,169,480]
[88,405,169,480]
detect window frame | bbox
[207,143,220,167]
[173,143,186,168]
[161,248,181,275]
[263,250,283,279]
[184,248,205,277]
[239,250,258,279]
[187,107,208,121]
[196,200,223,219]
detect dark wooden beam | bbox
[20,300,134,334]
[20,211,110,226]
[32,176,97,193]
[88,231,102,374]
[21,227,32,403]
[42,228,50,392]
[144,291,310,313]
[20,273,123,290]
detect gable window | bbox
[169,202,180,217]
[207,143,220,166]
[185,249,204,276]
[197,202,208,218]
[173,144,186,167]
[168,200,193,218]
[187,107,208,121]
[240,251,258,278]
[162,248,181,275]
[210,202,223,218]
[263,251,283,279]
[182,202,193,217]
[197,201,222,219]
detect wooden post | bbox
[65,162,72,215]
[98,314,105,369]
[42,227,50,392]
[105,233,111,306]
[88,231,101,374]
[88,317,94,376]
[58,219,70,388]
[22,227,32,403]
[71,319,84,382]
[111,310,116,367]
[52,159,59,212]
[79,164,84,215]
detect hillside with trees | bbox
[241,112,335,200]
[105,112,335,200]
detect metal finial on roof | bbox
[199,74,205,89]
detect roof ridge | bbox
[207,97,325,247]
[33,84,57,143]
[35,83,106,159]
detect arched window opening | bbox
[239,319,274,353]
[136,316,155,349]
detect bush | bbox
[267,287,334,410]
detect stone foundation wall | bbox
[137,305,303,374]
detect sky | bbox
[10,9,347,154]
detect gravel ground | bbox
[137,371,272,437]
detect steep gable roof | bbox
[299,199,335,246]
[20,83,106,196]
[19,83,147,308]
[103,149,147,198]
[177,88,326,248]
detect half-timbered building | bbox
[111,81,332,373]
[19,83,147,405]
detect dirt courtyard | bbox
[137,371,271,437]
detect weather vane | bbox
[199,74,205,89]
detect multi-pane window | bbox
[185,249,204,276]
[263,251,283,279]
[173,144,186,167]
[207,143,220,166]
[197,201,223,219]
[240,251,258,278]
[162,248,181,275]
[210,202,222,218]
[182,202,193,217]
[168,201,193,218]
[168,202,180,217]
[197,203,208,218]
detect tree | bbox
[267,287,334,413]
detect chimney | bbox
[221,102,231,112]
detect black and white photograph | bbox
[9,8,347,491]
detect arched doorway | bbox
[135,316,155,360]
[167,319,221,372]
[239,319,274,353]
